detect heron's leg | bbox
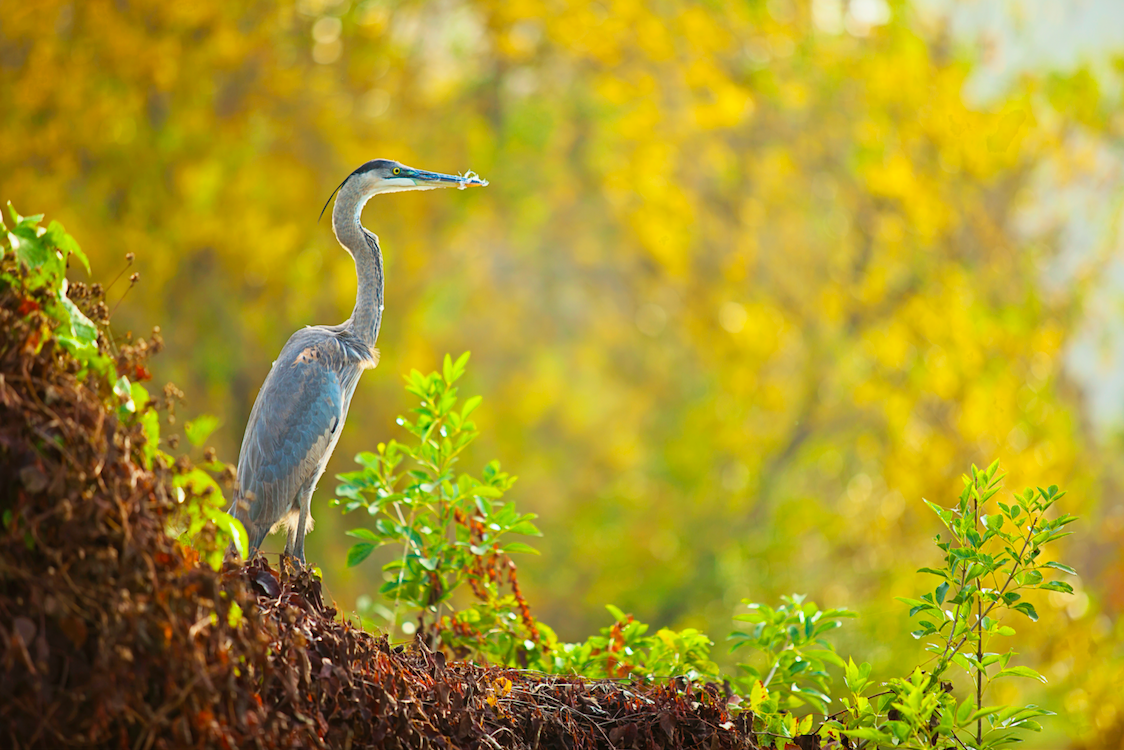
[226,520,269,562]
[225,491,269,562]
[247,524,270,558]
[284,483,315,565]
[283,519,299,563]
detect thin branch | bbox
[945,513,1039,660]
[974,485,983,746]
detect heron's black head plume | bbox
[318,160,400,222]
[319,174,349,223]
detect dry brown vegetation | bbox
[0,251,764,749]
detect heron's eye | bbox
[393,167,401,175]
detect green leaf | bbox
[917,566,949,578]
[967,705,1005,723]
[45,219,89,274]
[57,282,99,340]
[12,231,58,279]
[995,666,1047,683]
[842,727,892,742]
[952,652,974,672]
[453,351,471,380]
[897,597,939,618]
[13,208,44,227]
[1039,580,1073,594]
[130,382,158,467]
[509,520,542,536]
[816,649,845,668]
[605,604,628,622]
[1013,602,1039,622]
[210,510,248,561]
[964,563,988,581]
[923,498,954,527]
[957,698,975,725]
[228,601,244,628]
[346,542,377,567]
[502,541,541,555]
[185,414,222,447]
[138,407,160,469]
[345,527,382,542]
[1045,561,1077,575]
[886,720,910,743]
[461,394,483,419]
[173,467,224,504]
[114,375,134,412]
[130,381,151,410]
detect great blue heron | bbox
[228,159,488,564]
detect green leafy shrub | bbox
[824,462,1075,749]
[337,358,1076,750]
[1,203,245,568]
[1,203,105,377]
[544,604,720,680]
[335,355,723,677]
[730,594,854,713]
[333,352,542,654]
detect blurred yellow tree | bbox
[3,0,1122,746]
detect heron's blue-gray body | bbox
[234,319,379,560]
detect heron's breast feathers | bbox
[359,347,380,370]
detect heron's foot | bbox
[224,542,264,570]
[279,549,307,576]
[282,539,307,565]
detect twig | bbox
[762,644,792,688]
[108,272,139,320]
[974,484,983,747]
[103,253,135,294]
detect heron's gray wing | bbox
[236,339,346,529]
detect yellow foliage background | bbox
[3,0,1123,746]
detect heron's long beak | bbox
[403,167,489,190]
[320,164,490,221]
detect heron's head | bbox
[320,159,488,220]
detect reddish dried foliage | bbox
[446,507,539,647]
[0,269,764,749]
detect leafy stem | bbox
[938,508,1039,670]
[890,462,1075,750]
[333,353,542,652]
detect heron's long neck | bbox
[332,181,383,348]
